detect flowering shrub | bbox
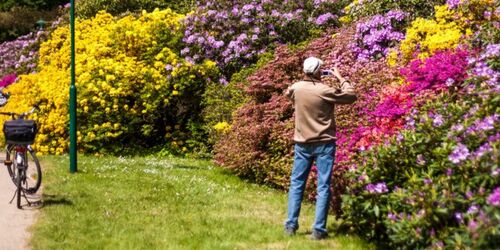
[0,73,17,88]
[351,10,407,61]
[0,9,219,154]
[400,49,469,93]
[213,44,301,187]
[340,41,499,249]
[397,5,465,64]
[338,48,469,165]
[0,31,46,77]
[182,0,349,79]
[395,1,496,64]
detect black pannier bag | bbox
[3,119,37,145]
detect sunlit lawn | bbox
[31,155,374,250]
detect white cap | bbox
[303,57,323,74]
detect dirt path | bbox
[0,154,39,250]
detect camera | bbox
[321,70,333,76]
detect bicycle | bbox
[0,101,42,209]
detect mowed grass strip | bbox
[31,155,373,250]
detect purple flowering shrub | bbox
[0,14,64,80]
[340,46,500,249]
[351,10,408,61]
[182,0,349,79]
[0,31,46,77]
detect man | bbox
[284,56,357,240]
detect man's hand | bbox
[332,67,345,82]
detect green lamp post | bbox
[36,19,46,30]
[69,0,77,173]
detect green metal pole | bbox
[69,0,77,173]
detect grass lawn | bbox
[30,155,374,250]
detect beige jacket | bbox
[285,79,357,143]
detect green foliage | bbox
[0,6,62,42]
[0,0,67,11]
[471,17,500,49]
[346,0,447,21]
[75,0,196,18]
[202,52,274,149]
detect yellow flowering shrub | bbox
[398,1,496,64]
[0,9,219,154]
[399,5,464,63]
[213,121,231,133]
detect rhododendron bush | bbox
[338,1,499,249]
[0,29,52,79]
[341,64,499,248]
[0,9,219,154]
[182,0,350,79]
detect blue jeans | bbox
[285,142,336,234]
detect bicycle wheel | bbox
[5,145,42,194]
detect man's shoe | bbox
[310,230,328,240]
[284,227,296,236]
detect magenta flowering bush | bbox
[400,49,469,93]
[0,73,17,88]
[181,0,349,79]
[335,48,470,170]
[487,188,500,206]
[351,10,408,61]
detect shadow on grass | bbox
[171,164,207,170]
[41,194,73,207]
